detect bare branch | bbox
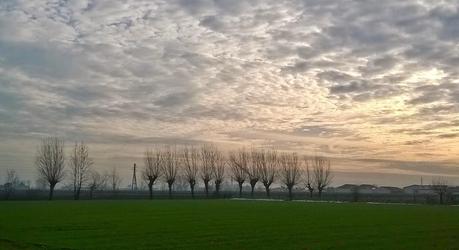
[432,177,448,204]
[229,149,248,197]
[88,170,107,199]
[312,156,332,198]
[200,144,217,197]
[280,152,300,200]
[108,167,122,192]
[35,137,65,200]
[163,145,179,198]
[182,146,199,198]
[257,149,278,198]
[143,147,163,199]
[246,148,261,197]
[213,150,226,196]
[70,142,93,200]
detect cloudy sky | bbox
[1,0,459,187]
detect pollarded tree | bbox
[257,149,278,198]
[4,169,19,200]
[88,170,106,199]
[36,137,65,200]
[432,177,448,204]
[200,145,217,197]
[163,146,179,198]
[108,167,122,192]
[229,149,248,197]
[304,157,315,198]
[143,148,163,199]
[70,142,93,200]
[182,146,199,198]
[280,152,301,201]
[213,150,226,196]
[246,149,261,197]
[312,156,333,198]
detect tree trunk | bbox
[148,182,153,200]
[309,189,313,198]
[190,184,195,198]
[265,185,270,198]
[204,181,209,198]
[250,180,257,198]
[318,189,323,199]
[238,182,243,197]
[89,189,94,200]
[75,187,81,200]
[440,193,444,204]
[168,183,172,199]
[215,183,221,197]
[288,187,292,201]
[49,183,56,200]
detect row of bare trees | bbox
[34,137,332,200]
[142,146,333,200]
[35,137,109,200]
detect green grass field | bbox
[0,200,458,249]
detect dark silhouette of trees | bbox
[432,177,448,204]
[70,142,92,200]
[257,149,278,198]
[280,152,300,200]
[229,149,248,197]
[163,146,178,198]
[312,156,332,198]
[109,167,122,192]
[88,170,106,199]
[246,149,261,197]
[200,145,216,197]
[182,146,199,198]
[143,148,163,199]
[213,150,226,196]
[4,169,19,200]
[36,137,65,200]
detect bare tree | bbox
[304,157,315,198]
[200,145,216,197]
[88,170,106,199]
[312,156,332,198]
[246,149,261,197]
[229,149,248,197]
[70,142,93,200]
[108,167,122,192]
[213,150,226,196]
[163,146,179,198]
[36,137,65,200]
[257,149,278,198]
[143,148,163,199]
[280,152,301,200]
[182,146,199,198]
[432,177,448,204]
[4,169,19,200]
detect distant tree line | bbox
[0,137,454,205]
[28,137,333,201]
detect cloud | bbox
[1,0,459,185]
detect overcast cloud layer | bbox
[1,0,459,186]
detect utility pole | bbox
[131,163,138,191]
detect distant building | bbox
[376,186,403,194]
[403,185,434,195]
[334,184,358,193]
[334,184,378,194]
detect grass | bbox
[0,200,458,249]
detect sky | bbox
[1,0,459,187]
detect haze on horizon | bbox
[0,0,459,187]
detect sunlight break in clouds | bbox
[0,0,459,186]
